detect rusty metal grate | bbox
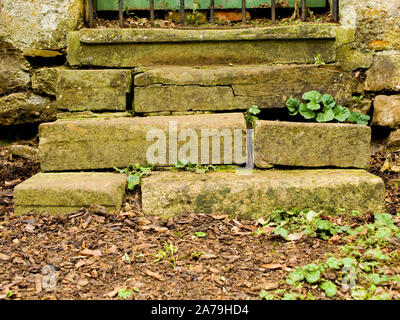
[87,0,339,28]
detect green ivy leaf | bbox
[302,90,322,104]
[127,174,141,190]
[299,103,316,119]
[249,105,261,115]
[321,94,336,108]
[286,99,301,115]
[316,107,335,122]
[326,257,343,270]
[348,112,370,125]
[306,270,321,284]
[321,281,337,298]
[333,105,351,122]
[274,226,289,239]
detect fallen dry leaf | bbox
[80,248,102,257]
[0,253,11,261]
[260,264,284,270]
[144,270,164,281]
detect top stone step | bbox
[67,24,337,67]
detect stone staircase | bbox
[14,24,386,218]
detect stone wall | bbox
[0,0,84,126]
[340,0,400,149]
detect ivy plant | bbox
[286,90,370,125]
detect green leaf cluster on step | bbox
[114,164,153,190]
[286,90,370,125]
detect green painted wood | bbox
[95,0,326,11]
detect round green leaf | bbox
[302,90,322,103]
[299,103,316,119]
[316,107,335,122]
[322,94,336,108]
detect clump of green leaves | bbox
[264,208,344,241]
[154,242,178,268]
[314,54,325,65]
[173,160,216,173]
[286,90,370,125]
[244,105,261,126]
[114,164,153,190]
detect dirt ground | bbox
[1,138,400,300]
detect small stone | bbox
[387,129,400,150]
[366,52,400,91]
[32,68,59,96]
[23,49,63,58]
[11,145,39,160]
[372,95,400,128]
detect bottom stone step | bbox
[141,170,386,219]
[14,173,126,215]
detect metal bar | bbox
[180,0,185,25]
[119,0,124,27]
[332,0,339,22]
[241,0,246,24]
[271,0,276,24]
[150,0,155,27]
[88,0,94,28]
[210,0,215,26]
[301,0,306,22]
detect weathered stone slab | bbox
[0,40,30,95]
[141,170,385,219]
[56,69,132,111]
[14,173,126,215]
[366,52,400,92]
[134,65,353,112]
[39,113,246,171]
[254,120,371,169]
[372,95,400,128]
[67,25,337,67]
[0,92,55,126]
[32,67,59,96]
[0,0,83,51]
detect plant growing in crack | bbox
[114,164,153,190]
[244,105,261,127]
[286,90,370,125]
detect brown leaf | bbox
[0,253,11,261]
[260,263,284,270]
[200,253,217,260]
[80,248,102,257]
[210,214,229,220]
[144,270,164,281]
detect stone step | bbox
[67,24,337,67]
[13,173,126,215]
[141,170,385,219]
[39,113,247,171]
[254,120,371,169]
[134,65,353,113]
[56,69,132,112]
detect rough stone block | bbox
[67,25,337,67]
[13,173,127,215]
[366,52,400,92]
[32,67,59,96]
[39,113,247,171]
[56,69,132,112]
[0,92,55,126]
[141,170,385,219]
[254,120,371,169]
[134,65,353,112]
[372,95,400,128]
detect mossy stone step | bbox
[14,173,127,215]
[141,170,385,219]
[39,113,246,171]
[67,24,337,67]
[134,65,353,113]
[254,120,371,169]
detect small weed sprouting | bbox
[173,160,216,174]
[314,54,325,65]
[286,90,370,125]
[244,105,261,126]
[154,242,178,268]
[114,164,153,190]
